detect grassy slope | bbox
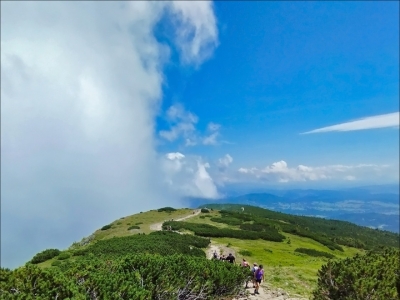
[37,208,195,268]
[183,211,363,298]
[36,207,379,298]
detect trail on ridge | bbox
[149,209,201,231]
[150,210,308,300]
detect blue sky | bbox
[157,1,399,185]
[1,1,398,268]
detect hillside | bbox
[188,188,400,232]
[1,205,398,299]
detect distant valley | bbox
[187,185,400,233]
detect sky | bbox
[1,1,398,268]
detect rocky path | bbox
[243,286,308,300]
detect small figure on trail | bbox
[226,253,236,264]
[213,251,218,259]
[251,263,259,288]
[241,258,249,268]
[242,259,250,288]
[220,254,226,261]
[254,264,264,295]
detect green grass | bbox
[36,208,196,268]
[91,208,194,241]
[182,211,363,298]
[36,206,366,298]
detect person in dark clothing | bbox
[226,253,235,263]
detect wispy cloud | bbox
[159,105,222,146]
[236,161,394,183]
[301,112,399,134]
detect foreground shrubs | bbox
[294,248,335,259]
[30,248,61,264]
[1,254,250,299]
[312,247,399,300]
[77,231,210,258]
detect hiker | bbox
[254,264,265,295]
[226,253,235,264]
[251,263,259,288]
[241,258,249,267]
[213,251,218,260]
[242,259,250,288]
[220,254,226,261]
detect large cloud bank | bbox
[1,1,218,268]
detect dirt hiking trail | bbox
[149,209,201,231]
[150,211,308,300]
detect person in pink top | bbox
[241,259,250,287]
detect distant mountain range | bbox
[186,184,399,233]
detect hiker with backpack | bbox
[226,253,236,264]
[254,264,265,295]
[251,263,259,288]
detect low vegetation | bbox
[157,207,177,212]
[100,224,112,231]
[11,204,398,299]
[1,254,250,299]
[202,204,399,250]
[31,249,61,264]
[163,220,285,242]
[127,225,140,230]
[71,231,210,259]
[313,247,399,299]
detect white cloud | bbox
[1,1,218,268]
[218,154,233,172]
[237,161,392,183]
[162,153,219,199]
[302,112,399,134]
[159,104,198,142]
[159,105,222,146]
[169,1,218,65]
[203,131,219,145]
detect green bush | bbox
[135,222,143,225]
[0,254,250,299]
[57,253,71,260]
[128,225,140,230]
[201,208,210,213]
[211,217,242,226]
[30,248,61,264]
[313,248,399,300]
[294,248,335,259]
[80,231,210,258]
[51,260,62,267]
[157,207,177,212]
[101,224,112,231]
[163,221,285,242]
[200,216,206,219]
[238,250,252,257]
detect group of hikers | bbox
[212,252,264,295]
